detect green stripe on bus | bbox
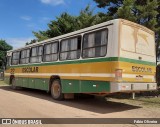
[8,57,156,68]
[118,57,156,66]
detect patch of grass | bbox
[106,92,160,107]
[135,97,160,104]
[0,81,8,86]
[107,97,160,108]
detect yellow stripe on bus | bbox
[5,61,155,82]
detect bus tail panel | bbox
[110,82,157,93]
[119,19,156,84]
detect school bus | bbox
[4,19,157,100]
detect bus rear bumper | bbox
[110,82,157,93]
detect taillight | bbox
[115,69,122,81]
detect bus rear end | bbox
[111,19,157,92]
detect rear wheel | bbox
[51,79,64,100]
[11,78,17,90]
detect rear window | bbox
[121,24,155,56]
[136,29,154,56]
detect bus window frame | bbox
[6,56,11,66]
[11,51,20,65]
[20,48,30,64]
[82,28,108,59]
[43,41,59,62]
[59,35,82,61]
[30,45,43,63]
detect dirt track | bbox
[0,84,160,127]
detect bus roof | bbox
[7,18,154,53]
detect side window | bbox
[11,52,20,65]
[43,42,58,62]
[60,36,81,60]
[20,49,30,64]
[30,46,43,63]
[82,29,108,58]
[6,56,11,66]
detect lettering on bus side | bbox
[132,66,152,73]
[10,68,15,74]
[22,67,39,73]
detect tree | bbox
[94,0,159,30]
[76,5,98,29]
[0,40,13,68]
[117,0,137,22]
[94,0,160,62]
[32,12,77,42]
[26,39,37,45]
[31,5,107,43]
[93,0,123,17]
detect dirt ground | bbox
[0,81,160,127]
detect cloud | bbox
[40,0,65,6]
[6,37,34,49]
[20,16,32,21]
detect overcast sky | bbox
[0,0,105,49]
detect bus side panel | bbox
[35,78,49,90]
[22,78,29,88]
[4,68,11,85]
[28,78,35,89]
[61,79,110,93]
[61,79,80,93]
[16,77,23,86]
[27,78,49,91]
[80,80,110,93]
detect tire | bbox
[11,78,17,90]
[51,79,64,100]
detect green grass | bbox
[108,97,160,108]
[135,97,160,104]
